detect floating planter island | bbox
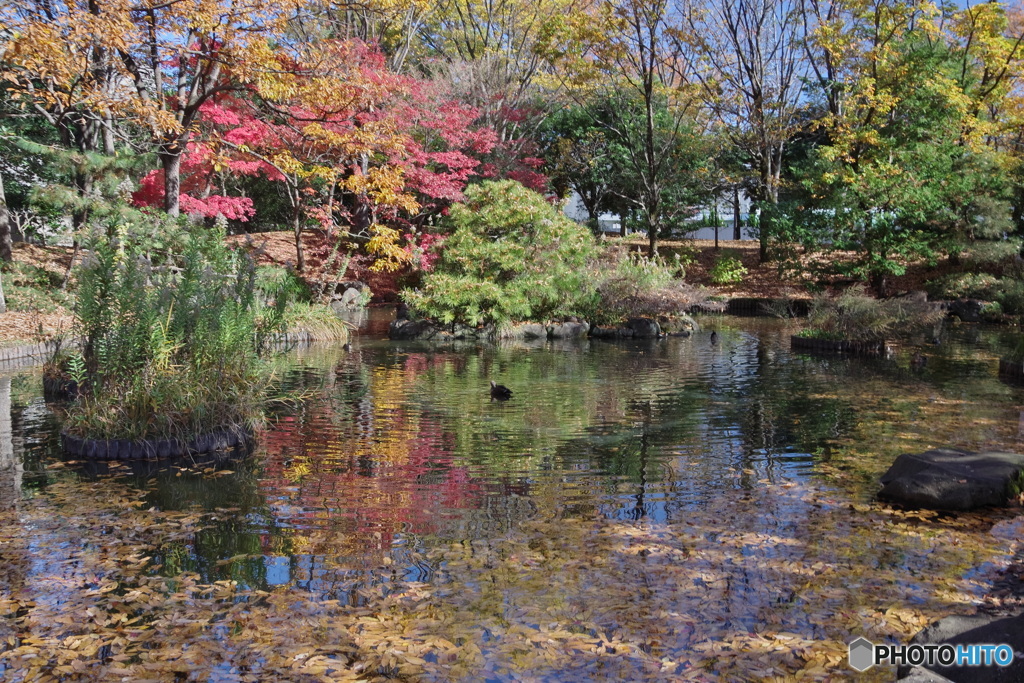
[61,427,252,460]
[790,335,887,356]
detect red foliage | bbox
[404,232,445,272]
[132,39,551,259]
[132,136,278,220]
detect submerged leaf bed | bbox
[0,477,1019,682]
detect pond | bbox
[1,314,1023,681]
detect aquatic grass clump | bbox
[63,220,293,442]
[279,302,353,341]
[803,285,944,342]
[584,247,706,325]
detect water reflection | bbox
[5,318,1024,606]
[0,376,22,509]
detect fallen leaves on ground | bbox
[0,311,74,346]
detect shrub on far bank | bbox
[708,250,748,284]
[403,181,706,328]
[925,269,1024,315]
[404,180,599,326]
[802,285,944,342]
[925,272,1001,301]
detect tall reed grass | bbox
[63,221,298,441]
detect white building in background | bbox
[561,193,627,235]
[562,189,759,241]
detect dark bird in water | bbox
[911,352,927,368]
[343,342,353,352]
[490,380,513,400]
[710,331,719,345]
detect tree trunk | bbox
[71,169,92,231]
[759,188,777,263]
[161,150,182,217]
[759,216,770,262]
[0,271,6,314]
[733,186,741,241]
[0,170,11,263]
[871,271,888,299]
[758,156,780,263]
[60,241,79,291]
[292,204,305,273]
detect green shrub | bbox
[63,219,296,441]
[404,180,599,326]
[709,251,747,284]
[805,285,945,342]
[925,272,1000,300]
[926,271,1024,314]
[257,265,310,304]
[997,280,1024,315]
[981,300,1004,320]
[962,240,1021,268]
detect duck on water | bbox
[490,381,513,400]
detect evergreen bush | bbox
[709,251,748,284]
[404,180,599,326]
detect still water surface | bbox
[3,314,1024,679]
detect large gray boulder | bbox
[879,448,1024,510]
[901,668,953,682]
[945,299,987,323]
[898,612,1024,682]
[548,321,590,339]
[389,319,433,340]
[388,319,492,341]
[589,325,634,339]
[500,322,547,340]
[625,317,661,338]
[321,280,369,310]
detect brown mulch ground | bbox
[228,231,404,302]
[0,244,75,346]
[0,312,74,347]
[242,230,943,303]
[622,236,960,299]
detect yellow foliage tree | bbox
[1,0,303,216]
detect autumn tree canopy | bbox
[3,0,1024,285]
